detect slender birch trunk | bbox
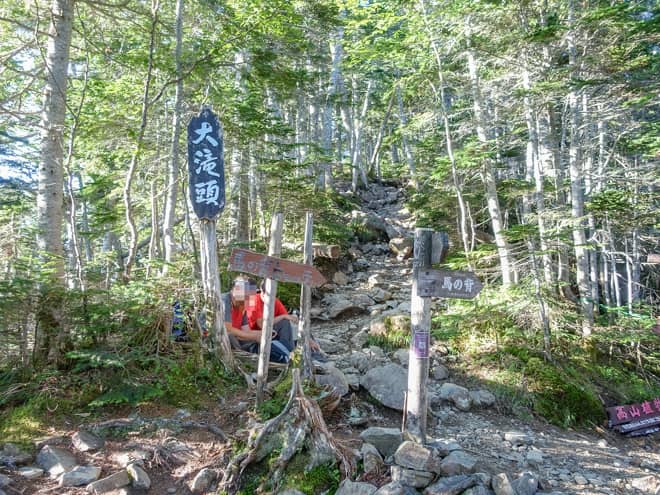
[162,0,184,275]
[567,0,593,335]
[34,0,74,365]
[396,83,417,188]
[124,0,160,280]
[465,28,513,286]
[417,1,471,264]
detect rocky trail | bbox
[2,181,658,495]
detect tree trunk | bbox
[199,220,235,370]
[162,0,184,275]
[418,1,471,265]
[567,0,593,336]
[124,0,159,280]
[396,82,417,188]
[34,0,74,365]
[350,78,372,192]
[465,18,513,287]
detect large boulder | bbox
[439,383,472,411]
[36,446,77,478]
[361,363,408,410]
[359,427,402,458]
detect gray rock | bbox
[390,465,435,488]
[0,475,10,487]
[350,351,374,373]
[315,365,350,396]
[431,365,449,381]
[573,473,588,485]
[2,443,31,465]
[127,463,150,489]
[72,431,105,452]
[335,479,378,495]
[334,271,350,285]
[394,441,442,474]
[426,439,462,457]
[422,474,478,495]
[278,490,306,495]
[361,363,408,410]
[371,288,393,303]
[191,468,218,494]
[60,465,101,487]
[36,445,77,478]
[17,466,44,479]
[526,448,543,466]
[461,486,495,495]
[351,329,369,349]
[630,475,660,494]
[439,383,472,411]
[345,373,361,391]
[503,431,533,446]
[361,443,384,475]
[359,427,402,458]
[491,473,515,495]
[393,349,409,366]
[512,472,538,495]
[439,450,477,476]
[86,470,131,494]
[469,390,496,408]
[374,481,420,495]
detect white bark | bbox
[35,0,74,363]
[465,19,513,287]
[567,0,593,336]
[162,0,184,275]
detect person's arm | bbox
[225,321,262,342]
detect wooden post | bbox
[300,212,314,379]
[199,219,235,370]
[405,228,433,443]
[256,213,283,405]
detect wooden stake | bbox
[405,228,433,443]
[300,212,314,379]
[256,213,283,405]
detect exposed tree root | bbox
[219,369,355,494]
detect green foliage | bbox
[431,288,659,428]
[283,461,341,494]
[88,383,164,408]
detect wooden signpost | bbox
[607,398,660,437]
[187,108,234,369]
[405,229,482,444]
[228,248,326,287]
[228,224,327,405]
[416,268,483,299]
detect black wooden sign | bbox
[187,108,225,220]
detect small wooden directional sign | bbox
[416,268,483,299]
[229,248,326,287]
[187,108,225,220]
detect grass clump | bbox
[430,286,660,428]
[283,460,341,494]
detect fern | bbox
[89,383,163,408]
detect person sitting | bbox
[221,276,290,364]
[246,281,325,359]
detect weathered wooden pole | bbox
[256,213,284,405]
[199,219,234,370]
[405,228,433,443]
[187,108,234,370]
[300,212,314,379]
